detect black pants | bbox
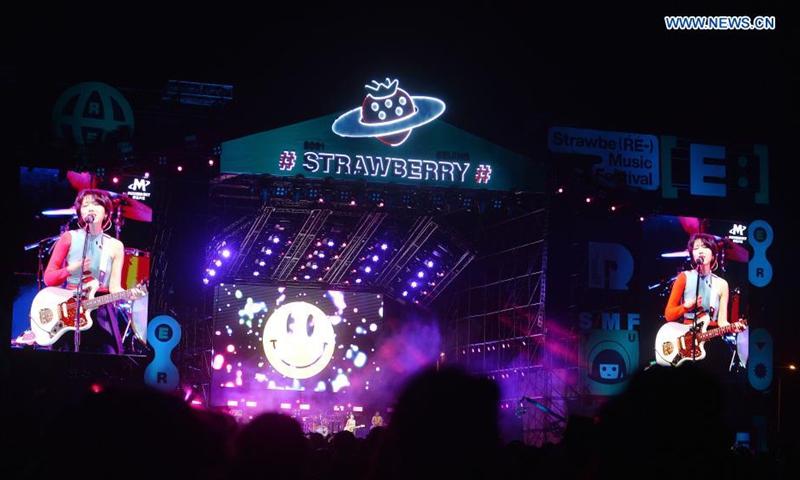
[54,300,124,355]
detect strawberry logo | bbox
[332,78,446,147]
[361,79,415,146]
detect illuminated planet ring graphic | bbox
[332,97,446,138]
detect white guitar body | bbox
[30,281,98,346]
[30,279,147,346]
[654,318,747,367]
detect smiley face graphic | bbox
[263,302,335,379]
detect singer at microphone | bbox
[32,188,134,355]
[663,232,732,328]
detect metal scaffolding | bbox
[440,193,578,446]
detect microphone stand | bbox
[113,204,124,239]
[73,221,93,353]
[691,259,704,362]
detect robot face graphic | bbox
[598,363,620,380]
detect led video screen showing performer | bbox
[10,166,153,355]
[640,214,751,382]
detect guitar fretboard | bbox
[83,288,137,309]
[698,321,747,341]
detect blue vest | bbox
[682,270,720,322]
[65,229,113,288]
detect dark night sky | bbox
[2,4,793,153]
[2,5,796,363]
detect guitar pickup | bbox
[38,308,54,325]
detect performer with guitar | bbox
[36,189,145,354]
[657,233,746,368]
[343,412,364,434]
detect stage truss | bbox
[156,174,578,445]
[440,199,578,446]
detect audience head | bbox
[370,364,501,480]
[232,411,310,480]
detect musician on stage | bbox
[371,411,384,429]
[662,232,744,371]
[40,189,143,354]
[344,412,357,433]
[664,233,730,328]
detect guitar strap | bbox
[97,234,109,286]
[108,301,124,355]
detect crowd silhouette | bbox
[7,363,799,479]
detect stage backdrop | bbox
[221,113,545,194]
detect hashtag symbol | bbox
[278,151,297,171]
[474,165,492,184]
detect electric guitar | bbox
[29,279,148,346]
[344,424,365,433]
[654,317,747,367]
